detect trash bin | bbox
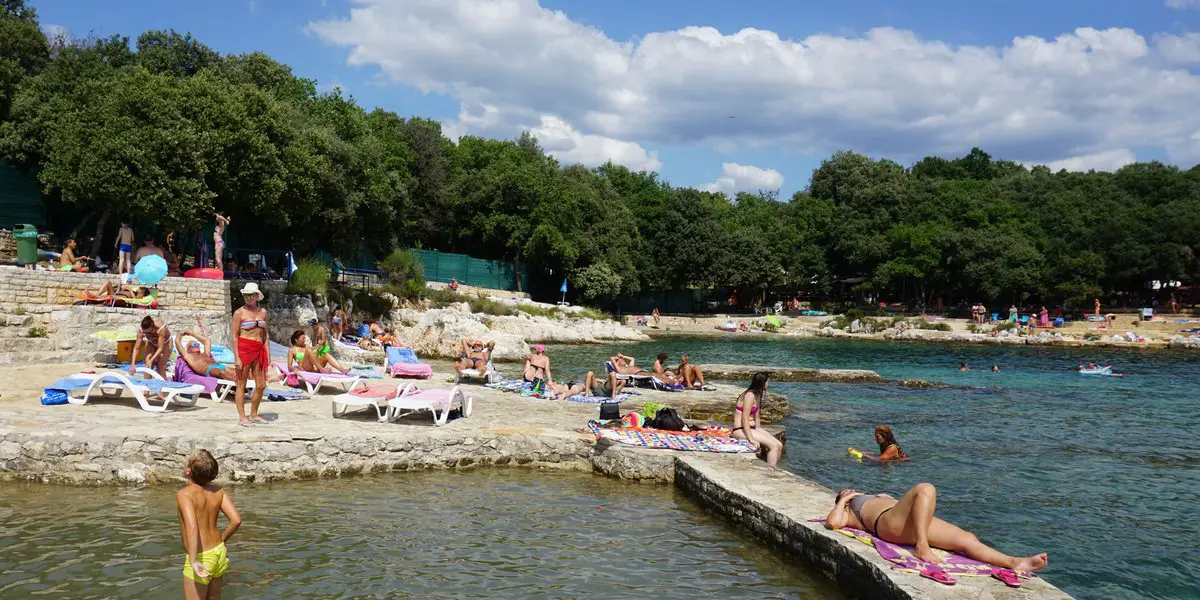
[14,224,38,266]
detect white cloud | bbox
[530,116,661,171]
[310,0,1200,170]
[701,163,784,195]
[1033,149,1137,172]
[1165,0,1200,9]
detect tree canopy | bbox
[0,6,1196,307]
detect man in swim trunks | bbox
[177,449,242,600]
[114,220,134,275]
[609,353,646,376]
[175,331,236,380]
[454,338,495,376]
[58,238,90,272]
[827,483,1047,573]
[585,369,625,399]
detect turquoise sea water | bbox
[550,337,1200,600]
[0,470,838,598]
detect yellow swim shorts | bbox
[182,543,229,584]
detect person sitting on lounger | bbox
[131,315,171,378]
[610,353,653,376]
[849,425,909,462]
[826,483,1048,572]
[454,338,495,376]
[308,321,349,373]
[59,239,90,272]
[175,331,237,380]
[522,344,552,389]
[288,330,348,374]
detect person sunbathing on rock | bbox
[827,483,1048,573]
[610,353,653,376]
[651,353,682,385]
[175,331,237,380]
[454,338,495,376]
[96,277,147,299]
[675,354,706,388]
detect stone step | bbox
[0,337,60,353]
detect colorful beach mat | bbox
[816,521,1033,580]
[587,421,755,453]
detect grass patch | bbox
[27,326,47,338]
[577,307,610,321]
[918,321,953,332]
[467,296,516,317]
[14,306,26,316]
[354,291,394,318]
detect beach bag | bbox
[650,407,686,431]
[642,402,666,420]
[40,389,69,406]
[598,401,621,420]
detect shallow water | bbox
[0,470,840,599]
[551,337,1200,600]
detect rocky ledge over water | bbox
[703,364,886,384]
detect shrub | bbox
[467,296,515,316]
[843,307,864,322]
[573,262,623,301]
[379,249,425,287]
[515,304,564,319]
[577,307,611,321]
[27,326,47,338]
[354,291,394,318]
[286,258,330,297]
[919,321,953,332]
[14,306,26,316]
[425,287,463,307]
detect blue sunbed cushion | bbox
[386,347,421,365]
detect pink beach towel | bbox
[349,386,401,400]
[390,362,434,379]
[813,520,1034,580]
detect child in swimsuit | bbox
[177,449,241,599]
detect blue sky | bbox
[31,0,1200,196]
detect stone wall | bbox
[0,267,231,312]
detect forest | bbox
[2,1,1198,308]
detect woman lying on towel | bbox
[827,483,1048,571]
[288,330,350,374]
[174,331,237,380]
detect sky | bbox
[30,0,1200,197]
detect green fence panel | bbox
[413,249,520,291]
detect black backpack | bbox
[650,407,686,431]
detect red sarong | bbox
[237,337,267,368]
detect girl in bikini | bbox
[827,483,1048,573]
[850,425,909,462]
[730,372,783,466]
[213,212,230,271]
[131,316,171,378]
[231,283,268,426]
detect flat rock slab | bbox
[705,364,887,384]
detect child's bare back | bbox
[177,450,241,600]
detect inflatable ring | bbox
[184,268,224,280]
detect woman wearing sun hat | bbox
[231,282,270,426]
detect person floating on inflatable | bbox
[849,425,909,462]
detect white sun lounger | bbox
[171,334,255,402]
[331,384,472,426]
[71,369,203,413]
[385,384,472,426]
[456,359,498,384]
[274,361,365,395]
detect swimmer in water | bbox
[959,361,970,372]
[992,365,1000,373]
[849,425,908,462]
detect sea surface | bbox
[550,336,1200,600]
[0,470,839,599]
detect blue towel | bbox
[567,393,629,404]
[386,347,421,365]
[350,365,383,379]
[45,376,192,394]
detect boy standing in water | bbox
[115,220,134,274]
[177,449,242,600]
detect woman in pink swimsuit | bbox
[731,372,783,466]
